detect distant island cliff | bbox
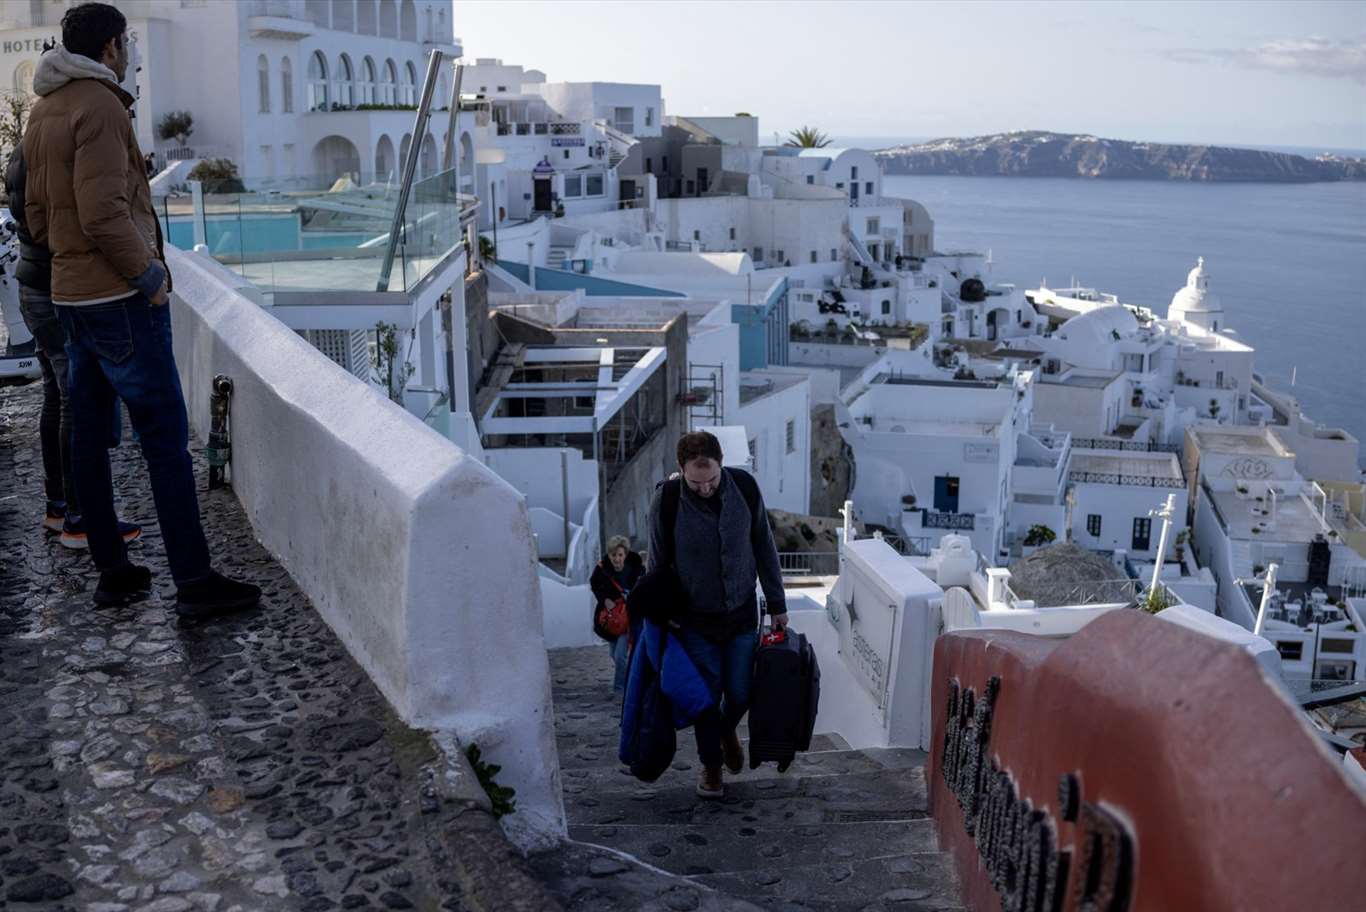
[874,131,1366,182]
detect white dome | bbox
[1168,257,1223,325]
[1057,305,1138,348]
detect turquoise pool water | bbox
[160,214,372,255]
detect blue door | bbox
[934,476,960,513]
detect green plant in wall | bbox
[477,234,497,262]
[1141,585,1174,615]
[464,743,517,818]
[1023,524,1057,547]
[372,320,415,404]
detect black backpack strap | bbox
[658,477,681,569]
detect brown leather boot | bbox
[696,764,724,799]
[721,729,744,774]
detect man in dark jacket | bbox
[649,430,788,798]
[23,3,259,617]
[6,146,141,549]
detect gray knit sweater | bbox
[647,468,786,634]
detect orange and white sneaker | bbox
[60,516,143,550]
[43,501,67,533]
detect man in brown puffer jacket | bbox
[23,2,260,618]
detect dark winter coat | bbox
[589,551,644,612]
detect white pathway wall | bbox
[790,539,944,751]
[167,248,565,845]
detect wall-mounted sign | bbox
[551,137,585,147]
[963,442,999,464]
[2,37,57,56]
[943,676,1136,912]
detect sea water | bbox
[882,175,1366,466]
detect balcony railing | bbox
[778,552,840,577]
[877,533,932,557]
[495,121,582,137]
[1069,470,1185,489]
[1005,577,1180,610]
[1071,437,1179,453]
[924,511,975,531]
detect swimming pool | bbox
[160,213,373,255]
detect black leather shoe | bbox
[175,571,262,621]
[94,563,152,605]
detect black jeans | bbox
[19,286,78,511]
[57,295,211,583]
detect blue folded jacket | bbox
[619,619,716,778]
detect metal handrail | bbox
[378,49,444,292]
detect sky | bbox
[454,0,1366,151]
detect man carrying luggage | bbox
[648,431,787,798]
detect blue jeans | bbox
[611,634,630,694]
[675,626,758,768]
[58,295,211,583]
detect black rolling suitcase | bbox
[748,626,820,771]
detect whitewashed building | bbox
[1,0,461,186]
[1185,425,1366,628]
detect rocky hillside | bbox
[875,131,1366,182]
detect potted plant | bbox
[1174,529,1188,562]
[1021,524,1056,556]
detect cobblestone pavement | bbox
[531,648,964,912]
[0,383,544,912]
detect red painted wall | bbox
[929,610,1366,912]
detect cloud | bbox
[1166,37,1366,83]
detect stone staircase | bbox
[548,245,573,270]
[530,646,963,912]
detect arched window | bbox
[280,56,294,113]
[382,59,397,106]
[399,0,417,41]
[424,7,433,41]
[360,56,377,106]
[335,53,354,108]
[378,0,397,38]
[257,55,270,113]
[358,0,376,34]
[14,60,36,96]
[403,61,418,107]
[307,50,329,111]
[305,0,329,28]
[332,0,355,31]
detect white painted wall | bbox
[485,447,598,520]
[1070,482,1188,560]
[531,81,663,137]
[737,376,811,514]
[167,247,564,845]
[540,577,600,649]
[815,538,945,750]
